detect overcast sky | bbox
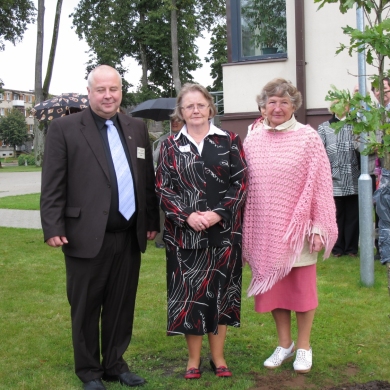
[0,0,212,96]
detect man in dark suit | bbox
[40,65,159,390]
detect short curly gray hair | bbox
[256,78,302,111]
[171,83,217,123]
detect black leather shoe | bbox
[103,371,146,387]
[83,379,107,390]
[155,242,165,249]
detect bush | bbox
[18,154,35,166]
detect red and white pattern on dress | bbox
[156,129,248,335]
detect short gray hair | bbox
[171,83,217,123]
[87,65,122,88]
[256,78,302,111]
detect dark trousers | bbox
[371,174,380,253]
[65,229,141,383]
[154,208,165,245]
[333,195,360,255]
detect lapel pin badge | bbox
[128,136,132,140]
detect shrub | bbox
[18,154,35,166]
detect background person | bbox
[318,103,360,257]
[40,65,159,390]
[155,83,248,379]
[153,119,184,249]
[243,78,337,374]
[371,77,390,259]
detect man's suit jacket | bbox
[40,107,159,258]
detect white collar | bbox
[263,115,297,131]
[174,121,227,140]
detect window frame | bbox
[229,0,288,63]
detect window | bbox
[0,108,4,116]
[28,95,32,103]
[230,0,287,62]
[6,92,11,100]
[13,93,20,100]
[29,125,34,133]
[0,93,3,100]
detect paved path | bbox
[0,171,41,197]
[0,171,42,229]
[0,209,41,229]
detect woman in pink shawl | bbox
[243,78,337,374]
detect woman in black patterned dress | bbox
[155,83,248,379]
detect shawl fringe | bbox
[246,222,336,297]
[243,125,338,297]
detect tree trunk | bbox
[34,0,63,167]
[139,13,148,88]
[139,43,148,88]
[34,0,44,167]
[171,0,181,94]
[42,0,63,100]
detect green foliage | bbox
[71,0,225,96]
[0,0,36,51]
[314,0,377,14]
[326,86,390,156]
[241,0,287,51]
[18,154,35,166]
[336,19,390,67]
[318,0,390,161]
[205,23,227,92]
[0,108,28,149]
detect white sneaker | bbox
[293,348,312,373]
[264,342,295,369]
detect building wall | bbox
[304,2,358,109]
[221,0,385,138]
[223,1,296,115]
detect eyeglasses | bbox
[181,103,209,112]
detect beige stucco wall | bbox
[304,2,358,109]
[223,1,296,113]
[223,0,380,114]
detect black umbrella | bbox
[31,93,89,122]
[129,97,177,121]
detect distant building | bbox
[0,88,35,157]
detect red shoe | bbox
[184,367,201,380]
[210,360,232,377]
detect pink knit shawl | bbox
[242,125,338,296]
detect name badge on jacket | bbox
[137,147,145,159]
[179,144,191,153]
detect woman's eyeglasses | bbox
[181,104,209,112]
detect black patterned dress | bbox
[155,124,248,336]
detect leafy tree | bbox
[0,108,28,151]
[205,23,227,92]
[315,0,390,165]
[241,0,287,52]
[316,0,390,286]
[71,0,225,97]
[0,0,36,51]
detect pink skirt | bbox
[254,264,318,313]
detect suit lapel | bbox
[80,108,110,180]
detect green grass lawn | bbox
[0,165,42,173]
[0,193,40,210]
[0,228,389,389]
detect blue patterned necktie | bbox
[106,119,135,220]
